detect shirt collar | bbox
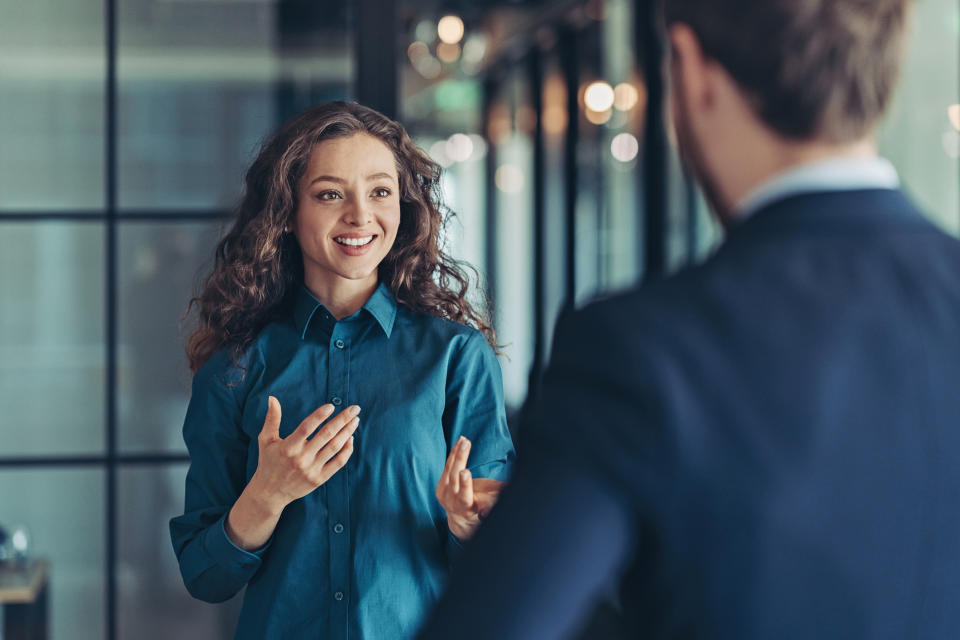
[292,281,397,340]
[734,155,900,221]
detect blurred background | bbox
[0,0,957,637]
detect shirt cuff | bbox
[201,513,271,579]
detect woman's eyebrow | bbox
[309,175,344,186]
[308,172,396,186]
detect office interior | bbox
[0,0,957,637]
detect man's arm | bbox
[418,454,635,640]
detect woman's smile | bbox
[333,233,377,256]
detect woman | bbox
[169,101,515,639]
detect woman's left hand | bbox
[435,436,506,541]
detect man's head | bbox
[664,0,911,222]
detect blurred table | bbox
[0,559,48,640]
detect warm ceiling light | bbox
[584,81,615,112]
[585,107,612,125]
[437,42,461,63]
[407,41,429,63]
[613,83,639,111]
[949,104,960,131]
[437,15,465,44]
[610,133,639,162]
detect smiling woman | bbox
[294,134,402,309]
[170,101,515,639]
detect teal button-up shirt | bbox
[170,282,515,639]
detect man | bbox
[419,0,960,638]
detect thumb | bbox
[260,396,282,441]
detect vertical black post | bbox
[559,27,579,310]
[524,48,546,413]
[104,0,118,637]
[355,0,398,119]
[482,76,499,309]
[639,0,667,280]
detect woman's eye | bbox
[373,188,391,198]
[318,191,342,201]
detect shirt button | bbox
[334,591,344,601]
[331,396,342,406]
[334,339,345,349]
[333,523,344,534]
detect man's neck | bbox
[721,137,878,224]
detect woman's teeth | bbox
[335,236,374,247]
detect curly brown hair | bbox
[186,101,497,372]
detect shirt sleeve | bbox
[418,306,648,640]
[442,329,516,482]
[168,349,269,603]
[441,329,516,564]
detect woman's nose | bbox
[342,200,373,226]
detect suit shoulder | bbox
[565,265,712,342]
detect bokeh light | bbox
[438,15,465,44]
[437,43,461,63]
[948,104,960,131]
[585,107,612,125]
[610,132,639,162]
[495,164,525,193]
[446,133,474,162]
[613,83,639,111]
[584,81,615,112]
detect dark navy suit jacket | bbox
[418,189,960,639]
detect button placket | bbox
[327,326,351,635]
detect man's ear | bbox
[668,23,713,112]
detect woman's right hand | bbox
[226,396,359,550]
[251,396,360,509]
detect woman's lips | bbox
[333,235,376,256]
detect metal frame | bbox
[559,26,580,309]
[639,0,667,281]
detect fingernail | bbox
[351,405,361,416]
[460,438,470,450]
[351,417,360,428]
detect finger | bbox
[447,437,472,493]
[304,405,360,455]
[259,396,282,441]
[456,468,474,510]
[439,439,460,486]
[287,404,337,446]
[314,415,360,464]
[319,435,355,484]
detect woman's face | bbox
[294,132,402,293]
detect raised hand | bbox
[435,436,506,541]
[252,396,359,506]
[226,396,359,550]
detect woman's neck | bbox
[304,272,380,320]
